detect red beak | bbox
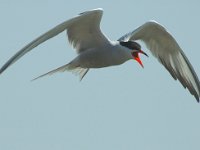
[132,50,148,68]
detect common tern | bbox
[0,8,200,101]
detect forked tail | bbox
[32,63,89,81]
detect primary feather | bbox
[119,21,200,101]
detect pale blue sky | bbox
[0,1,200,150]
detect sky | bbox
[0,0,200,150]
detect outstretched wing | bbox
[119,21,200,101]
[0,8,109,74]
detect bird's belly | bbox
[78,49,127,68]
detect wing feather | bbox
[0,8,109,74]
[119,21,200,101]
[66,8,110,53]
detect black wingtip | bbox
[0,65,7,75]
[194,95,199,103]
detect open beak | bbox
[139,50,148,57]
[132,50,148,68]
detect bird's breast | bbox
[77,44,132,68]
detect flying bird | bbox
[0,8,200,101]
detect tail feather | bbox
[71,67,89,81]
[31,63,89,81]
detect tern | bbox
[0,8,200,101]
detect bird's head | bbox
[120,40,148,67]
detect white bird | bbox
[0,8,200,102]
